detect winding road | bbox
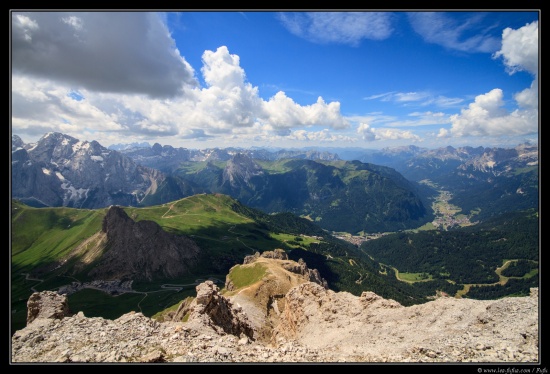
[20,272,223,313]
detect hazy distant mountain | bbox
[118,143,340,173]
[13,132,537,232]
[111,140,428,232]
[107,141,151,151]
[351,143,539,220]
[349,143,538,181]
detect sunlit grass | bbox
[226,263,267,290]
[397,272,433,282]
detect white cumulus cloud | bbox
[288,129,354,143]
[357,122,421,142]
[449,88,537,137]
[11,43,350,146]
[450,21,538,139]
[493,20,538,75]
[262,93,349,130]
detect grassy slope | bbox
[11,194,337,333]
[13,194,535,335]
[176,158,431,233]
[11,201,108,333]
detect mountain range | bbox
[355,143,539,222]
[12,133,430,233]
[10,133,540,363]
[13,132,539,235]
[11,133,539,331]
[12,133,166,209]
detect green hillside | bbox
[360,209,539,298]
[15,194,430,334]
[12,195,537,336]
[174,158,431,233]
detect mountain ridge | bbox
[12,132,434,233]
[88,205,201,281]
[11,133,166,209]
[10,251,539,363]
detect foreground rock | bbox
[273,283,539,362]
[11,255,539,363]
[221,249,328,342]
[25,291,70,325]
[177,281,254,339]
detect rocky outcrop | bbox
[240,250,328,289]
[9,253,540,363]
[223,252,334,342]
[169,297,194,322]
[272,283,539,362]
[87,206,201,281]
[26,291,71,325]
[11,285,539,363]
[185,281,254,339]
[282,258,328,289]
[243,252,260,264]
[260,248,288,260]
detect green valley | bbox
[11,194,539,336]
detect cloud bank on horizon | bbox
[11,11,539,150]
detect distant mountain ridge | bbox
[358,143,538,181]
[333,143,538,222]
[116,142,340,173]
[12,133,431,233]
[12,133,538,232]
[179,155,429,233]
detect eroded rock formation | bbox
[26,291,71,325]
[185,281,254,339]
[88,206,201,281]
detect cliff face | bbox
[11,253,539,363]
[88,206,201,281]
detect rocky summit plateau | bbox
[11,251,539,364]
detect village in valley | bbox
[335,181,477,247]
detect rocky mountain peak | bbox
[88,205,201,281]
[151,143,163,154]
[11,134,25,152]
[11,133,166,209]
[222,152,264,188]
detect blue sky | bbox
[11,10,539,150]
